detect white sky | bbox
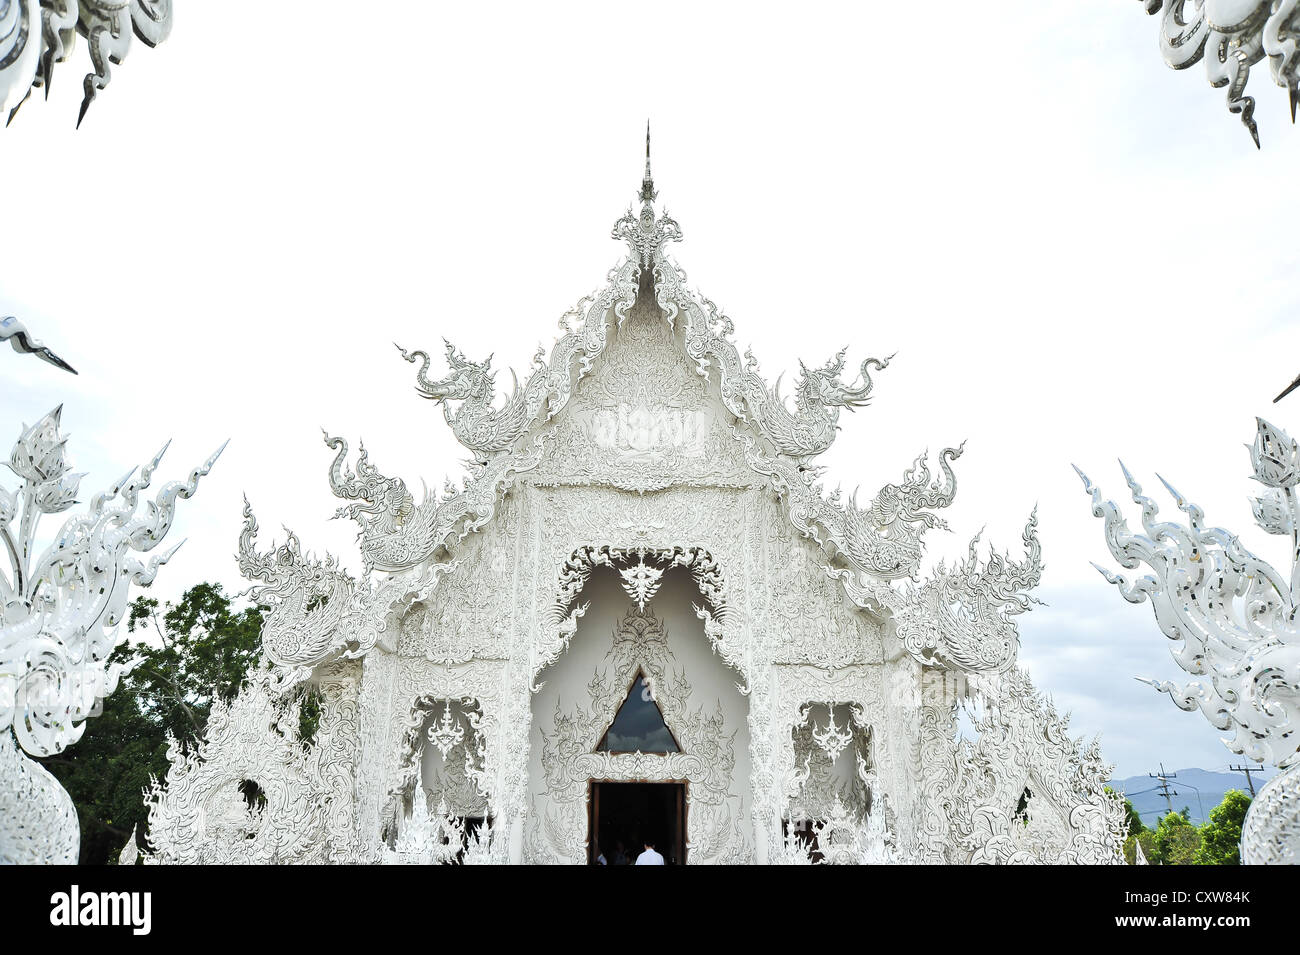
[3,1,1298,779]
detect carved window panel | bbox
[787,702,876,824]
[420,699,489,819]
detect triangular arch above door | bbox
[596,670,680,753]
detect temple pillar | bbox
[509,815,524,864]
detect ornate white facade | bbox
[145,143,1125,865]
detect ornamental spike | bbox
[1275,371,1300,404]
[207,439,231,469]
[1118,459,1138,494]
[1155,473,1185,508]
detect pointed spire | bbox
[639,120,657,205]
[613,121,682,265]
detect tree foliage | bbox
[1194,789,1251,865]
[35,582,265,865]
[1151,809,1202,865]
[1122,829,1156,865]
[1118,790,1253,865]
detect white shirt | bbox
[635,847,665,865]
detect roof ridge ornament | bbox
[613,121,682,267]
[639,121,657,205]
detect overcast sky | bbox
[3,2,1297,780]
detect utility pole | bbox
[1150,763,1179,815]
[1229,764,1260,797]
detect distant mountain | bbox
[1108,768,1272,826]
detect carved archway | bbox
[540,544,739,683]
[524,555,751,863]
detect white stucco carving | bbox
[1079,417,1300,864]
[1134,0,1300,147]
[0,405,221,864]
[0,0,173,126]
[145,137,1123,865]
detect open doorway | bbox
[588,781,686,865]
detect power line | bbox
[1229,764,1261,797]
[1149,763,1178,816]
[1118,784,1163,798]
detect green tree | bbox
[36,582,265,864]
[1194,789,1251,865]
[1153,808,1202,865]
[1124,829,1157,865]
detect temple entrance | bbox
[588,781,686,865]
[527,562,750,864]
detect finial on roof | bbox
[639,120,657,205]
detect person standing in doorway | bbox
[635,838,665,865]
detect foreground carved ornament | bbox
[916,668,1126,865]
[2,315,76,374]
[0,405,220,863]
[0,0,173,127]
[238,498,361,681]
[1079,416,1300,863]
[1136,0,1300,146]
[146,135,1119,865]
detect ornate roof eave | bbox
[247,160,1046,681]
[364,197,915,573]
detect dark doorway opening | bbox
[588,781,686,865]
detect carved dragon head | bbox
[397,341,496,405]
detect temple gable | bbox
[526,282,758,492]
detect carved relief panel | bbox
[528,294,758,492]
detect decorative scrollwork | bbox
[0,0,173,127]
[885,510,1044,673]
[746,436,963,581]
[144,669,363,864]
[323,431,545,573]
[0,404,220,864]
[1078,426,1300,769]
[427,700,466,758]
[1136,0,1300,147]
[238,498,360,677]
[1080,416,1300,862]
[916,668,1126,865]
[396,341,536,458]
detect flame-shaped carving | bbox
[1078,455,1300,768]
[237,498,359,676]
[1,406,223,758]
[0,406,221,863]
[1079,420,1300,862]
[747,437,964,581]
[891,510,1044,673]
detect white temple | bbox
[143,136,1126,865]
